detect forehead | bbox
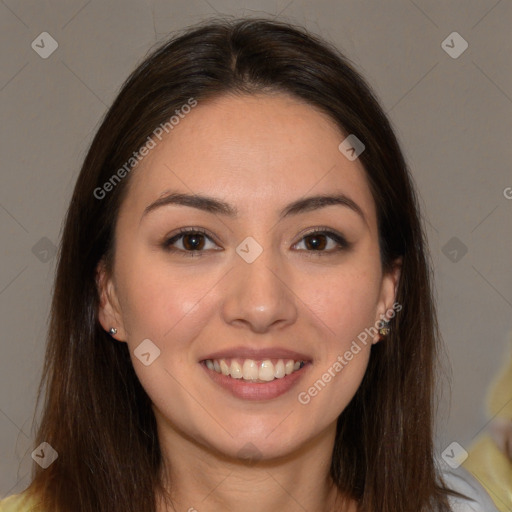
[120,92,377,229]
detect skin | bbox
[97,92,402,511]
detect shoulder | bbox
[0,492,41,512]
[439,462,500,512]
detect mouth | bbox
[202,357,308,382]
[199,350,312,401]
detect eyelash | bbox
[161,226,350,258]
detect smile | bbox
[200,355,312,401]
[204,357,306,382]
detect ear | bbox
[372,256,402,344]
[96,259,127,342]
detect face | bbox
[97,92,400,461]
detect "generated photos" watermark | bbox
[298,301,402,405]
[94,97,198,200]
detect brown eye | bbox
[181,233,206,251]
[303,233,328,251]
[163,228,218,257]
[294,229,349,254]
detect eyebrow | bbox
[141,191,367,224]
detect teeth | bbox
[220,360,230,376]
[205,357,307,381]
[274,360,285,378]
[259,360,275,381]
[242,359,259,380]
[230,360,243,379]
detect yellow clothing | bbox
[0,492,40,512]
[464,435,512,512]
[464,331,512,512]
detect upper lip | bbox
[200,346,313,362]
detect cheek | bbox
[114,257,223,415]
[115,249,222,351]
[295,271,376,422]
[293,261,380,407]
[298,262,382,343]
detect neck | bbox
[154,415,356,512]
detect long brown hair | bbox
[23,16,464,511]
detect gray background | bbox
[1,0,511,500]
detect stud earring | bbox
[378,320,390,337]
[109,327,118,335]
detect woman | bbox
[0,17,499,512]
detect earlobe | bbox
[373,257,403,344]
[95,260,126,341]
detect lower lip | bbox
[200,362,311,401]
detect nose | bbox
[220,245,298,334]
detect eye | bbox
[293,228,350,255]
[162,227,219,257]
[162,226,350,257]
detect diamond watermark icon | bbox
[338,134,365,161]
[134,338,161,366]
[441,441,468,469]
[442,236,468,263]
[31,32,59,59]
[441,32,468,59]
[237,442,263,466]
[32,237,57,263]
[236,237,263,264]
[31,442,58,469]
